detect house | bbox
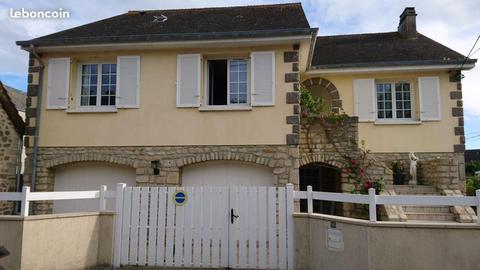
[0,82,25,214]
[16,3,476,220]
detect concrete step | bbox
[392,185,438,195]
[404,206,451,213]
[405,212,456,222]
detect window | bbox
[80,63,117,107]
[376,82,412,119]
[207,59,248,106]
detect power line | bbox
[467,134,480,140]
[471,46,480,57]
[458,34,480,70]
[466,131,480,135]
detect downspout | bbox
[14,136,23,213]
[28,44,45,192]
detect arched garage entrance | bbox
[300,163,342,215]
[53,162,136,213]
[181,161,274,186]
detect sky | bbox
[0,0,479,148]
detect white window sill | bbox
[374,120,421,125]
[199,106,252,112]
[66,107,118,113]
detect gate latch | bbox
[230,208,239,224]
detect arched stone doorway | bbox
[302,77,342,113]
[299,162,342,215]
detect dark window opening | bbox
[208,60,228,105]
[299,163,342,215]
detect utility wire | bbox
[458,34,480,70]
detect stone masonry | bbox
[0,103,21,214]
[27,145,299,213]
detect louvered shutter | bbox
[176,54,201,107]
[419,76,441,121]
[117,56,140,108]
[46,58,70,109]
[251,51,275,106]
[353,79,376,122]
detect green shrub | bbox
[466,177,480,196]
[465,160,480,176]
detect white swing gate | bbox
[113,185,294,269]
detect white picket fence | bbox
[295,186,480,223]
[112,184,295,269]
[0,185,114,216]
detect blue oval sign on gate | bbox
[173,190,188,206]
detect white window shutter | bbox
[176,54,201,107]
[353,79,376,122]
[251,51,275,106]
[419,76,441,121]
[116,56,140,108]
[46,58,70,109]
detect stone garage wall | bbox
[0,103,20,214]
[25,145,299,213]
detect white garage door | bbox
[181,161,274,186]
[53,162,136,213]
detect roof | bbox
[17,3,313,47]
[311,32,476,69]
[0,81,25,135]
[3,84,26,112]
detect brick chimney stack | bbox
[398,7,417,39]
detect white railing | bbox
[0,185,116,216]
[294,186,480,224]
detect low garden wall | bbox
[295,213,480,270]
[0,212,114,270]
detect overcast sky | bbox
[1,0,479,148]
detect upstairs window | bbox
[207,59,248,106]
[376,82,412,119]
[80,63,117,107]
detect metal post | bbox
[368,188,377,222]
[99,185,107,212]
[307,185,313,214]
[20,186,30,217]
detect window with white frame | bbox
[80,63,117,107]
[207,59,248,106]
[376,81,412,119]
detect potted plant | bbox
[391,160,407,185]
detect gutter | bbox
[26,44,45,192]
[16,28,316,47]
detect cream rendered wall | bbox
[303,71,458,153]
[38,45,295,147]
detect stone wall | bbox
[0,104,20,214]
[25,145,299,213]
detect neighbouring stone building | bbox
[0,81,25,214]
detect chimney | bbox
[398,7,417,39]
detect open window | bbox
[206,59,248,107]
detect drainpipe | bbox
[14,137,23,213]
[27,44,45,192]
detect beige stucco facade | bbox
[37,43,307,147]
[302,71,461,153]
[0,212,114,270]
[295,213,480,270]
